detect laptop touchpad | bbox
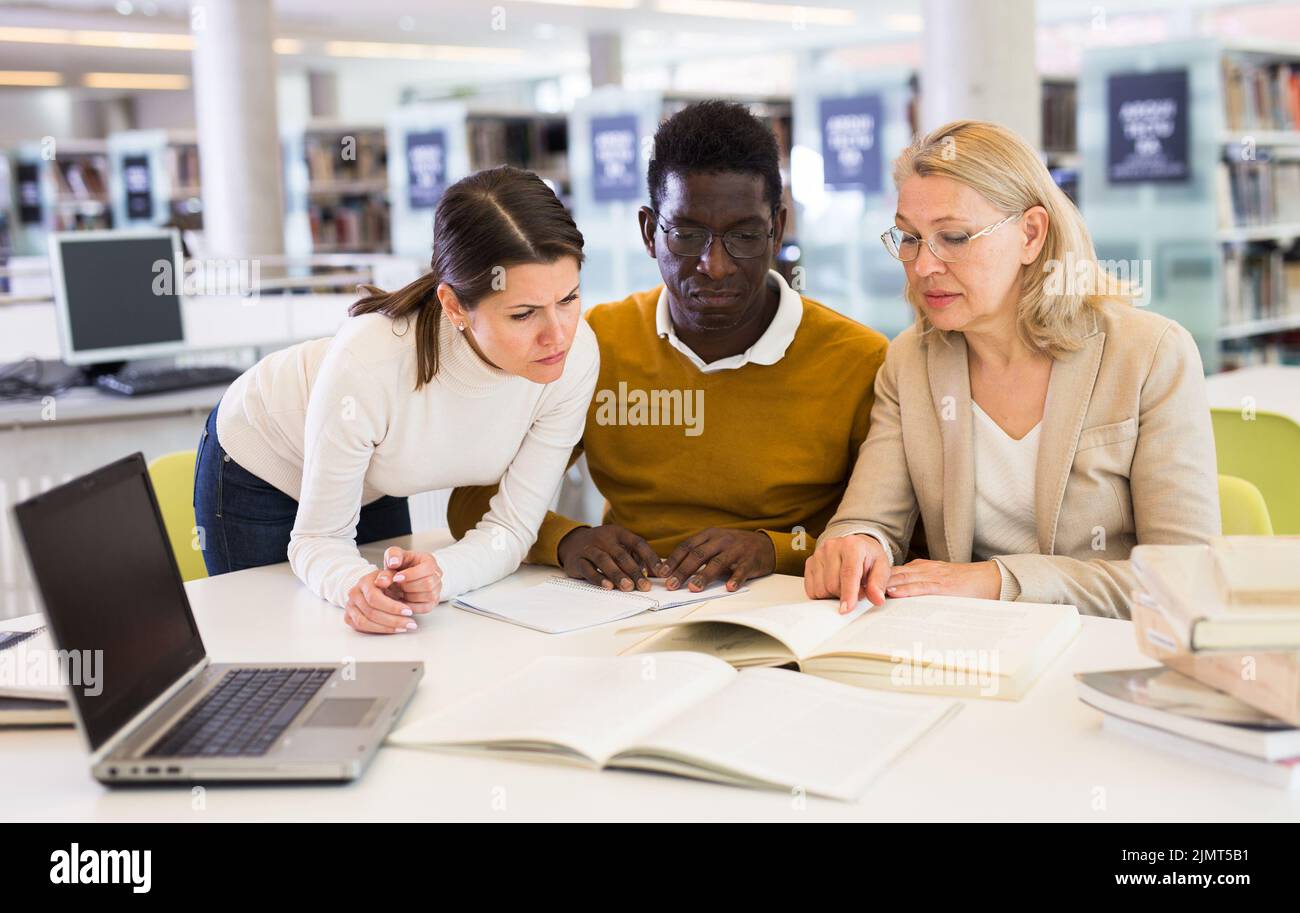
[305,698,377,727]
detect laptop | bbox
[13,452,423,784]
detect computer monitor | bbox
[48,228,188,366]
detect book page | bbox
[454,580,656,634]
[548,576,745,610]
[620,621,792,666]
[386,652,736,765]
[614,667,959,801]
[815,595,1079,677]
[620,598,872,660]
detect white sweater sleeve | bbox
[433,340,599,600]
[288,346,392,607]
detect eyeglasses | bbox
[880,212,1023,263]
[652,210,775,260]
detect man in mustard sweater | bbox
[449,101,888,594]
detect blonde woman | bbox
[804,120,1219,618]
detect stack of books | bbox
[1076,537,1300,788]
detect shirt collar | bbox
[654,269,803,374]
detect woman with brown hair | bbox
[194,166,598,634]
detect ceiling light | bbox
[83,72,190,90]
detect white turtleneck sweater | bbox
[216,311,599,607]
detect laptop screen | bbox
[15,453,206,751]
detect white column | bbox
[587,32,623,88]
[920,0,1041,147]
[190,0,284,258]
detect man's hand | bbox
[660,528,776,593]
[557,525,662,592]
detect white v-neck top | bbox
[970,402,1041,562]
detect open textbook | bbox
[618,595,1081,700]
[387,652,960,801]
[453,574,744,634]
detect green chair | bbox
[1210,408,1300,535]
[1218,474,1274,536]
[147,450,208,582]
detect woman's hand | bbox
[343,547,442,635]
[803,534,891,614]
[886,559,1001,601]
[377,546,442,607]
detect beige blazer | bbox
[822,299,1220,618]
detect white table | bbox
[1206,365,1300,424]
[5,531,1298,822]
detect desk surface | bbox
[5,531,1298,822]
[1205,365,1300,424]
[0,383,226,428]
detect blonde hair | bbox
[892,119,1136,356]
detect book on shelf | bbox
[1218,148,1300,228]
[1041,80,1077,153]
[387,651,960,801]
[1222,58,1300,132]
[168,144,201,194]
[53,158,108,200]
[307,198,389,250]
[303,131,386,185]
[618,594,1081,701]
[1221,245,1300,326]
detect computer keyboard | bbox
[94,364,242,397]
[147,667,335,758]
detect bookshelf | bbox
[1080,39,1300,373]
[468,111,570,204]
[1042,77,1080,204]
[8,140,113,255]
[107,129,203,229]
[283,123,391,257]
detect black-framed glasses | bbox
[651,210,775,260]
[881,212,1023,263]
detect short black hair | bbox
[647,100,782,215]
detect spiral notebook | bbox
[453,575,745,634]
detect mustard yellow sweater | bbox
[447,285,889,575]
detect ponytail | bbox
[351,271,444,386]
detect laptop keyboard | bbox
[147,667,335,758]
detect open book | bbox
[386,652,959,801]
[453,575,744,634]
[618,595,1081,701]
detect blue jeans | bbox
[193,406,411,576]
